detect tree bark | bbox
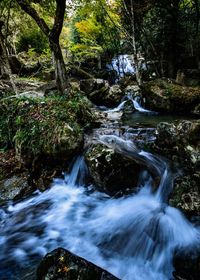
[0,21,17,94]
[167,0,180,78]
[130,0,142,85]
[16,0,68,95]
[49,39,68,94]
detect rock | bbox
[173,252,200,280]
[176,69,200,86]
[37,248,119,280]
[0,150,20,181]
[141,79,200,114]
[8,55,23,74]
[37,80,57,95]
[125,85,140,94]
[80,78,108,94]
[124,85,144,113]
[0,93,96,190]
[153,120,200,215]
[0,173,32,201]
[192,103,200,116]
[85,144,142,196]
[170,173,200,216]
[80,79,123,107]
[155,120,200,169]
[107,85,123,105]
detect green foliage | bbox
[0,93,95,158]
[17,28,49,54]
[68,0,121,61]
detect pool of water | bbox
[123,112,198,127]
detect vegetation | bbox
[0,92,95,163]
[0,0,199,86]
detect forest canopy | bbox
[0,0,199,92]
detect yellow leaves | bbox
[57,265,71,274]
[59,256,65,262]
[63,266,71,273]
[75,18,101,40]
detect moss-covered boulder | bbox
[170,173,200,216]
[154,120,200,169]
[37,248,119,280]
[0,93,94,164]
[0,92,96,194]
[85,144,142,196]
[141,79,200,113]
[153,120,200,215]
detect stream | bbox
[0,98,200,280]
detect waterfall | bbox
[99,91,155,114]
[108,55,136,77]
[0,135,199,280]
[127,94,155,114]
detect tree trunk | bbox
[0,22,17,94]
[16,0,67,95]
[49,38,68,94]
[130,1,142,86]
[167,0,180,78]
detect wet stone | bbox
[37,248,119,280]
[0,173,33,201]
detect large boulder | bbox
[0,93,96,166]
[141,79,200,113]
[155,120,200,169]
[176,69,200,87]
[0,92,96,193]
[170,173,200,216]
[80,79,123,107]
[153,120,200,215]
[85,144,142,196]
[37,248,119,280]
[80,78,109,95]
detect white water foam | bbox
[0,143,199,280]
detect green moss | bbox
[0,92,95,161]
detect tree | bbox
[0,20,17,93]
[116,0,155,85]
[16,0,68,94]
[69,0,121,67]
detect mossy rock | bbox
[0,173,33,202]
[141,79,200,113]
[170,173,200,216]
[0,92,95,167]
[153,120,200,171]
[37,248,119,280]
[85,144,141,196]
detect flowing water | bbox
[99,92,154,114]
[107,54,146,78]
[0,132,200,280]
[107,55,136,77]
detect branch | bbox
[16,0,50,36]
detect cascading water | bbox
[107,55,136,77]
[127,94,154,114]
[99,90,155,114]
[0,134,200,280]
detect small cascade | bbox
[127,93,155,114]
[99,90,155,115]
[0,135,200,280]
